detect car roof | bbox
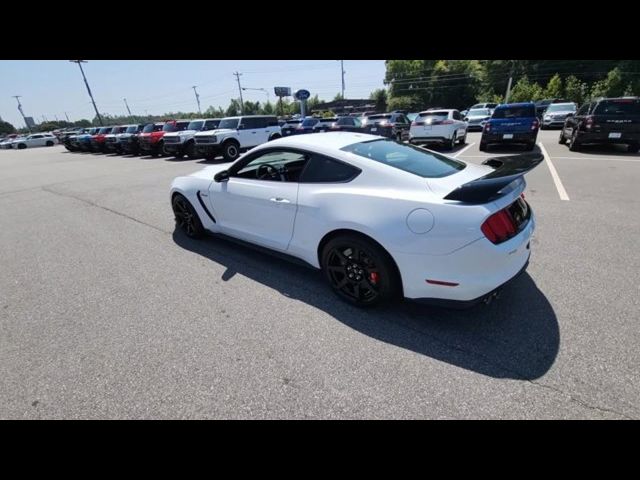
[269,131,378,150]
[418,109,453,114]
[496,102,535,108]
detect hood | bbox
[189,163,234,180]
[165,129,197,137]
[196,128,235,136]
[544,110,574,116]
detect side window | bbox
[241,117,260,129]
[267,117,279,127]
[576,104,590,116]
[233,150,310,182]
[452,111,461,121]
[300,154,361,183]
[397,115,408,124]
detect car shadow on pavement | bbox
[173,229,559,380]
[564,144,637,156]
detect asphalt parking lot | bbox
[1,129,639,419]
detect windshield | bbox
[546,103,576,112]
[301,118,318,126]
[162,121,189,132]
[98,127,111,134]
[187,120,204,131]
[218,118,240,129]
[341,139,466,178]
[468,108,491,116]
[125,126,139,133]
[492,106,536,118]
[593,99,640,116]
[337,117,355,125]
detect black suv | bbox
[559,97,640,152]
[362,112,411,141]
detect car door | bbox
[237,117,261,148]
[208,149,310,251]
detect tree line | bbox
[5,60,638,134]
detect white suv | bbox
[12,133,59,149]
[409,109,467,150]
[194,115,282,161]
[163,118,222,158]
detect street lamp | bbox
[69,60,103,126]
[242,87,270,103]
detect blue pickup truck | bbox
[480,102,539,151]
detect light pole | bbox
[69,60,103,126]
[12,95,31,132]
[192,86,202,114]
[123,98,135,123]
[233,72,244,114]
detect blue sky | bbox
[0,60,386,127]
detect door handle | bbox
[270,197,290,203]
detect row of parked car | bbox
[0,132,59,149]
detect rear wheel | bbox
[446,133,456,150]
[172,194,204,238]
[558,130,567,144]
[479,141,488,152]
[321,233,400,307]
[17,143,26,150]
[458,132,467,145]
[46,140,54,146]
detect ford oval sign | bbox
[294,89,311,101]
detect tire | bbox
[540,124,546,130]
[46,140,54,147]
[17,143,26,150]
[222,141,240,161]
[627,143,640,153]
[321,233,401,307]
[185,141,198,159]
[156,141,165,157]
[172,194,204,239]
[558,130,567,145]
[568,130,581,151]
[479,142,487,152]
[459,132,467,145]
[268,134,281,141]
[445,133,456,150]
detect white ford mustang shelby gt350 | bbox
[170,132,542,308]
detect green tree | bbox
[262,101,274,115]
[0,120,17,135]
[225,99,242,116]
[508,76,544,102]
[333,93,344,101]
[544,74,563,98]
[205,106,225,117]
[564,75,588,104]
[370,88,388,112]
[387,95,422,112]
[590,67,625,99]
[73,119,92,127]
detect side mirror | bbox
[214,170,230,182]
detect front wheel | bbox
[46,140,54,146]
[321,234,400,307]
[222,141,240,161]
[172,194,204,238]
[627,143,640,153]
[185,141,198,159]
[17,143,27,150]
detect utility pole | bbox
[12,95,31,132]
[123,98,135,122]
[192,86,202,114]
[504,61,514,104]
[70,60,104,126]
[233,72,244,114]
[341,60,345,99]
[65,112,70,122]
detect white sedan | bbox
[170,132,541,308]
[11,133,59,149]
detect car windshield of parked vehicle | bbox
[546,103,576,112]
[593,99,640,116]
[341,138,466,178]
[98,127,111,134]
[163,121,190,132]
[218,118,240,129]
[204,119,221,130]
[187,120,204,131]
[492,106,536,118]
[125,126,139,133]
[336,117,355,126]
[468,108,491,116]
[301,118,319,127]
[142,124,159,133]
[407,113,418,122]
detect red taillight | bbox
[585,116,594,129]
[531,119,539,130]
[412,121,424,126]
[484,122,491,132]
[481,209,516,244]
[441,120,454,125]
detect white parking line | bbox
[453,142,475,157]
[552,156,640,163]
[539,142,570,201]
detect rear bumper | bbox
[577,131,640,145]
[410,136,449,145]
[482,132,537,144]
[396,212,535,304]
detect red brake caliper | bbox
[369,272,379,284]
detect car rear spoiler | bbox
[444,153,544,204]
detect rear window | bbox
[367,114,392,121]
[125,126,139,133]
[98,127,111,134]
[468,109,491,116]
[418,111,449,119]
[492,106,536,118]
[337,117,355,126]
[546,103,576,112]
[301,118,319,126]
[593,100,640,116]
[341,138,465,178]
[300,154,361,183]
